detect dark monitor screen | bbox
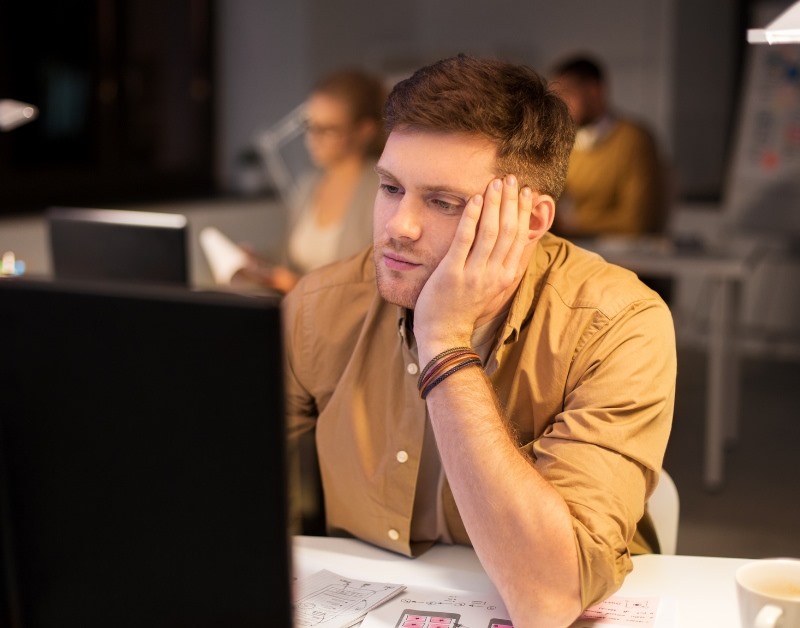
[0,278,290,628]
[47,207,189,286]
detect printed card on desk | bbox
[360,584,514,628]
[294,569,406,628]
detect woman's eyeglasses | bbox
[302,120,352,138]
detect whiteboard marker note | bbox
[199,226,250,285]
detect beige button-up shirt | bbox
[282,232,676,608]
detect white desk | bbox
[294,536,748,627]
[579,237,752,490]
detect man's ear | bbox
[529,194,555,242]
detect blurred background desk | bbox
[0,196,287,288]
[578,237,753,491]
[293,535,749,628]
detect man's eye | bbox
[430,197,463,214]
[380,183,401,195]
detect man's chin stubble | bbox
[374,268,422,311]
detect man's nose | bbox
[385,196,422,241]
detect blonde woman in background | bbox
[235,68,387,293]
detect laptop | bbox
[47,206,190,286]
[0,278,291,627]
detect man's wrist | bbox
[417,346,482,399]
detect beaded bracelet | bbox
[417,347,482,399]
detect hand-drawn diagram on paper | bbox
[360,585,514,628]
[571,596,662,627]
[294,569,406,627]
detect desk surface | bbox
[293,536,749,627]
[576,236,751,280]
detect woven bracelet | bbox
[417,351,478,393]
[417,346,473,388]
[420,356,482,399]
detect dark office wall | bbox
[671,0,745,201]
[0,0,216,214]
[1,0,762,212]
[215,0,311,192]
[218,0,755,203]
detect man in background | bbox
[550,55,667,238]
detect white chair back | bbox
[648,469,680,555]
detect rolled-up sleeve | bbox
[531,297,676,608]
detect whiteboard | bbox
[724,9,800,235]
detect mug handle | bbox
[755,604,783,628]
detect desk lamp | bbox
[253,101,308,205]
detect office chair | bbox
[648,468,680,555]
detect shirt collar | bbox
[488,235,553,369]
[397,307,413,349]
[574,113,617,150]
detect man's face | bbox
[551,75,602,127]
[372,129,498,309]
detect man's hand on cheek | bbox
[413,175,533,360]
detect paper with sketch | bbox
[294,569,406,628]
[199,226,249,285]
[360,589,673,628]
[570,595,674,627]
[360,584,513,628]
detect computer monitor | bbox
[47,207,190,286]
[0,278,291,628]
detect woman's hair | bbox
[312,68,388,157]
[383,55,576,199]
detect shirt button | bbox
[406,363,419,375]
[396,450,409,463]
[388,528,400,541]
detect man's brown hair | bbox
[384,54,575,199]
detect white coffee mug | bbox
[736,559,800,627]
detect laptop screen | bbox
[47,206,189,287]
[0,278,291,628]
